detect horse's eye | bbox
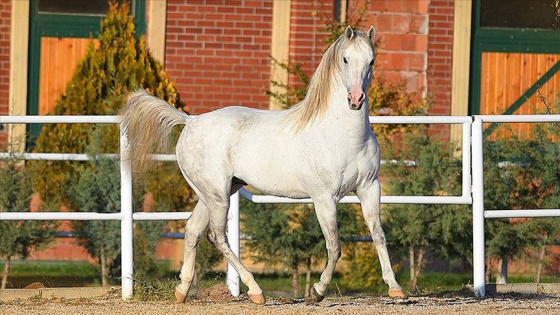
[369,60,374,66]
[343,57,348,64]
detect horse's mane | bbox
[286,29,373,131]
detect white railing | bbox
[471,114,560,297]
[0,114,559,300]
[0,115,240,299]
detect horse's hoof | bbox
[305,286,325,304]
[175,288,187,303]
[388,288,407,299]
[248,293,266,305]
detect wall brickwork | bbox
[164,0,273,114]
[0,0,10,141]
[364,0,429,95]
[287,0,334,91]
[427,0,454,116]
[362,0,454,138]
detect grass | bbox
[1,260,98,288]
[3,261,559,300]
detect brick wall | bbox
[427,0,455,138]
[364,0,429,94]
[0,0,10,143]
[164,0,273,114]
[427,0,454,117]
[363,0,454,139]
[287,0,334,90]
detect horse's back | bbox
[175,106,306,195]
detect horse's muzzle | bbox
[347,91,365,110]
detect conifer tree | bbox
[28,1,199,282]
[30,1,185,208]
[0,152,57,289]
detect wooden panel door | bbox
[39,37,99,115]
[471,0,560,139]
[479,52,560,138]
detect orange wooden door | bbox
[38,37,99,115]
[479,52,560,138]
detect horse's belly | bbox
[234,157,310,199]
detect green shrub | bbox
[30,1,181,208]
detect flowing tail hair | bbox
[121,89,190,173]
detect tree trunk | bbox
[1,256,11,290]
[409,245,425,292]
[408,246,415,290]
[291,258,299,298]
[497,257,507,284]
[485,258,492,283]
[536,245,546,283]
[100,246,108,287]
[304,257,311,298]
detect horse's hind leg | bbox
[205,196,265,305]
[357,178,406,298]
[175,200,209,303]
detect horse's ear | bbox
[345,25,354,39]
[367,26,376,42]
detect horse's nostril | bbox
[359,93,365,102]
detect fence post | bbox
[120,125,134,300]
[471,116,486,297]
[227,191,241,296]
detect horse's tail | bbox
[121,89,190,173]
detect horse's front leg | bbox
[307,197,340,303]
[356,178,406,299]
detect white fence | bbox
[0,114,559,299]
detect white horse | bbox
[122,26,405,304]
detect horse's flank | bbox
[285,29,374,132]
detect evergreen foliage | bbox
[69,144,121,286]
[68,127,167,285]
[30,0,181,207]
[483,123,560,281]
[27,1,206,283]
[0,150,57,289]
[382,128,471,292]
[241,201,324,297]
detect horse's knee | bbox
[371,230,386,246]
[184,230,203,249]
[326,243,341,261]
[207,228,228,251]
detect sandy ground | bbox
[1,285,560,315]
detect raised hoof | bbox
[305,286,325,304]
[388,288,407,299]
[248,293,266,305]
[175,288,187,304]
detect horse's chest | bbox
[308,144,373,190]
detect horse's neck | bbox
[324,86,371,135]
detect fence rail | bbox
[0,114,559,299]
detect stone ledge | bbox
[486,283,560,295]
[0,286,115,302]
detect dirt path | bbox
[2,289,560,315]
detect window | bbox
[480,0,558,30]
[38,0,127,16]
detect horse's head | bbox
[340,26,375,111]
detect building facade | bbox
[1,0,559,266]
